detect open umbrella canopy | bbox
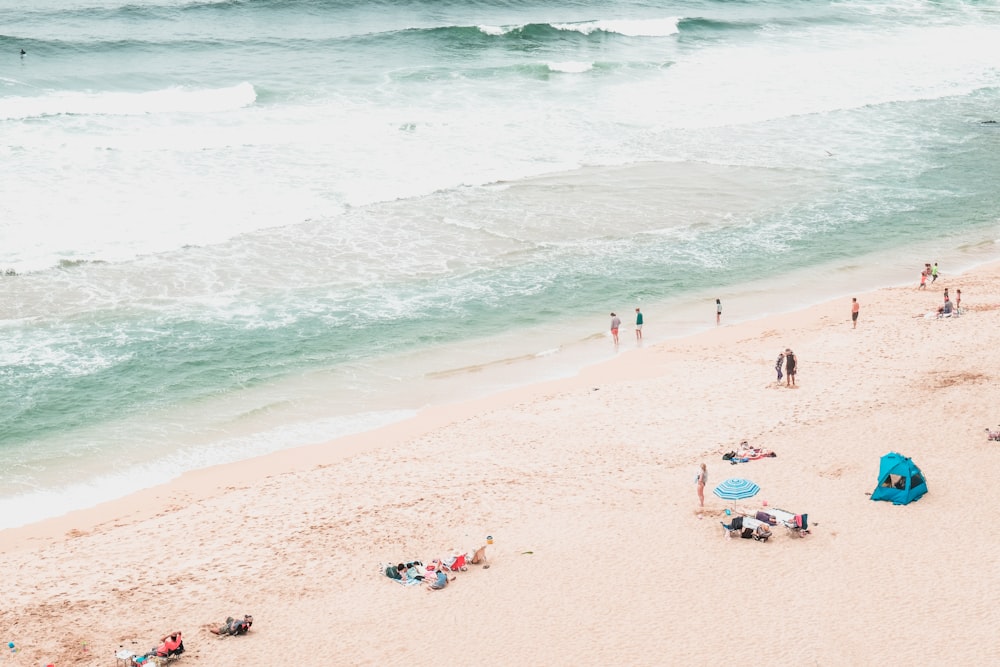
[713,478,760,500]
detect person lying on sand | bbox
[406,561,426,582]
[426,568,454,591]
[209,615,253,636]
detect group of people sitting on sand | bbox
[935,287,961,318]
[722,440,776,463]
[127,615,252,665]
[383,544,490,591]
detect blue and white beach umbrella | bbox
[713,478,760,500]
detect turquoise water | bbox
[2,0,999,528]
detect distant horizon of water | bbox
[2,0,999,530]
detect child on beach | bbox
[919,271,927,289]
[775,352,784,383]
[426,568,453,591]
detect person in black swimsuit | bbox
[785,349,797,387]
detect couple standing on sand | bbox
[775,349,797,387]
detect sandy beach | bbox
[4,261,1000,666]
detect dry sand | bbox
[3,262,1000,666]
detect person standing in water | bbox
[716,299,722,325]
[610,312,621,345]
[634,307,643,340]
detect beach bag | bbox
[722,451,736,460]
[754,525,772,541]
[740,528,754,539]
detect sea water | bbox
[2,0,999,529]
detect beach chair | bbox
[769,508,809,537]
[442,552,469,572]
[720,515,743,538]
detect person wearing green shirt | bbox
[635,307,643,340]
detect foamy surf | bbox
[0,81,256,120]
[551,17,681,37]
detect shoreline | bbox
[5,239,998,534]
[5,256,995,554]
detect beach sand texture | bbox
[3,263,1000,666]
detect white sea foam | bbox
[551,18,681,37]
[0,82,256,121]
[610,23,1000,129]
[0,335,129,378]
[477,24,510,36]
[547,61,594,73]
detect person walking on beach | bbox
[610,312,621,345]
[931,262,939,283]
[775,351,784,383]
[785,348,797,387]
[696,463,707,507]
[635,307,643,340]
[851,298,859,329]
[716,298,722,325]
[956,289,962,311]
[919,271,927,289]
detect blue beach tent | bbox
[871,452,927,505]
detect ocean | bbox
[2,0,999,530]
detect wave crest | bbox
[550,18,681,37]
[476,17,680,39]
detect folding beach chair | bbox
[770,508,809,537]
[720,515,743,538]
[442,552,469,572]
